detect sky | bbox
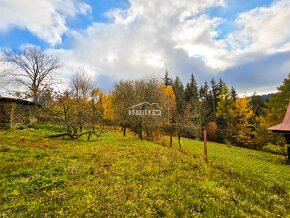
[0,0,290,95]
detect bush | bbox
[26,123,65,132]
[262,143,287,155]
[17,125,29,130]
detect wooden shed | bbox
[268,102,290,141]
[0,97,40,129]
[268,102,290,160]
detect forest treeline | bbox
[1,46,289,152]
[42,71,290,153]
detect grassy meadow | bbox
[0,124,290,217]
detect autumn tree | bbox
[112,76,167,140]
[70,69,95,133]
[161,84,176,146]
[0,46,62,103]
[232,98,256,147]
[103,93,115,125]
[133,76,163,139]
[48,70,104,140]
[112,80,136,137]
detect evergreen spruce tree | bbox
[162,70,173,87]
[172,76,184,114]
[210,78,219,122]
[199,81,214,126]
[231,86,238,101]
[184,73,198,103]
[263,73,290,127]
[216,84,235,131]
[217,78,225,95]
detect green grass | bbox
[169,136,290,190]
[0,125,290,217]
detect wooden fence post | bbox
[203,128,208,163]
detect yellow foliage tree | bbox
[103,93,115,121]
[161,84,176,146]
[92,88,105,116]
[232,97,256,147]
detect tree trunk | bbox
[170,132,173,147]
[178,132,181,149]
[138,125,142,140]
[123,126,126,137]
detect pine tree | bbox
[216,84,235,129]
[231,86,238,101]
[262,73,290,127]
[184,73,198,103]
[172,76,184,114]
[210,78,219,122]
[250,92,266,116]
[200,81,214,125]
[161,70,173,87]
[217,78,225,95]
[199,81,209,100]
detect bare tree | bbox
[69,69,95,133]
[0,46,62,102]
[70,68,93,100]
[0,68,10,95]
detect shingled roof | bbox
[0,97,40,106]
[268,102,290,132]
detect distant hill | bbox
[247,93,274,101]
[258,93,274,101]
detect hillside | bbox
[0,125,290,217]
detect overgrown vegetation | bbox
[0,125,289,217]
[1,46,289,152]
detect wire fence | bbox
[161,127,290,188]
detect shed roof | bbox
[0,97,40,106]
[268,102,290,132]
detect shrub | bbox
[262,143,287,155]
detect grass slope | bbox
[0,125,290,217]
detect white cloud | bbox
[172,15,227,70]
[50,0,226,82]
[0,0,91,46]
[225,0,290,53]
[44,0,290,94]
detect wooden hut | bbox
[268,102,290,160]
[0,97,40,129]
